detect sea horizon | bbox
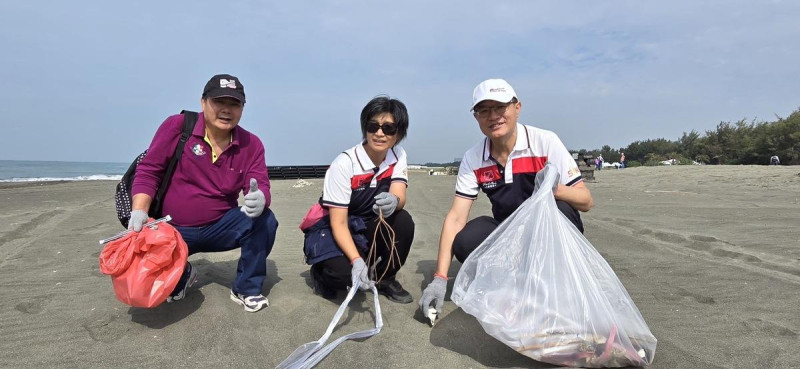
[0,160,128,182]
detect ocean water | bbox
[0,160,128,182]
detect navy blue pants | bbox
[174,207,279,296]
[311,209,415,291]
[453,200,582,263]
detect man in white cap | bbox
[419,78,594,316]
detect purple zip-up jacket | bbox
[132,112,271,227]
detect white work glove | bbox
[128,209,149,232]
[419,276,447,314]
[351,257,374,291]
[240,178,266,218]
[372,192,398,217]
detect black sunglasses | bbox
[365,121,398,135]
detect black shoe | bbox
[310,267,337,300]
[377,278,413,304]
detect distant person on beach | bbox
[304,96,415,304]
[419,78,594,316]
[129,74,278,313]
[770,155,780,165]
[620,152,626,168]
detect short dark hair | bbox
[360,95,409,143]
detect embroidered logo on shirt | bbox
[220,79,237,89]
[475,166,502,190]
[192,144,206,156]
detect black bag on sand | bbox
[115,111,198,228]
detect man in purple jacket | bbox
[129,74,278,313]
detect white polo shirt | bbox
[322,143,409,219]
[455,123,582,221]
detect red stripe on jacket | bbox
[512,156,547,174]
[376,164,395,181]
[351,173,374,189]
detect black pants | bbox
[453,200,583,263]
[311,209,415,290]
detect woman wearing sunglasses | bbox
[304,96,415,303]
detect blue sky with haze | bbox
[1,1,798,165]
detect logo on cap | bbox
[489,88,506,93]
[220,79,237,89]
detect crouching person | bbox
[129,74,278,313]
[419,79,594,316]
[303,96,415,304]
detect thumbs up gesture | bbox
[241,178,266,218]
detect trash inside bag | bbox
[99,220,188,308]
[451,164,657,368]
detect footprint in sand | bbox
[676,288,716,304]
[710,248,762,262]
[743,318,798,337]
[653,231,686,244]
[652,288,715,305]
[689,235,718,242]
[81,312,130,343]
[15,298,46,314]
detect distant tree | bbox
[678,130,701,160]
[577,106,800,166]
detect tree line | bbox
[423,107,799,168]
[580,107,800,166]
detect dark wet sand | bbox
[0,165,798,368]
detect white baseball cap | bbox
[472,78,517,110]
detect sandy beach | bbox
[0,165,798,368]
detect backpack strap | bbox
[151,111,198,217]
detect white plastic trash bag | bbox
[451,164,657,367]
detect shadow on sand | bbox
[128,258,281,328]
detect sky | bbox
[1,1,798,165]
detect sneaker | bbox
[376,278,413,304]
[230,290,270,312]
[166,262,197,303]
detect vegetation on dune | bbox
[581,107,800,166]
[424,108,799,167]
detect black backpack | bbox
[115,111,199,228]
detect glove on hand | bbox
[372,192,398,217]
[128,209,149,232]
[241,178,266,218]
[419,276,447,314]
[351,258,374,291]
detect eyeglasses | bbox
[473,102,515,118]
[365,121,398,135]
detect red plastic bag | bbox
[99,221,188,308]
[299,203,328,232]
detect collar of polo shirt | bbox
[483,124,532,161]
[354,142,399,173]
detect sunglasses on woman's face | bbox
[366,121,398,135]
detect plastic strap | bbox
[151,111,197,217]
[275,281,383,369]
[99,215,172,245]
